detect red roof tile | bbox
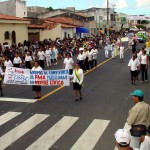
[0,14,29,21]
[28,22,58,30]
[45,17,83,27]
[28,24,45,29]
[61,24,77,28]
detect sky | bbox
[25,0,150,16]
[0,0,150,15]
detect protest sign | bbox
[4,67,70,86]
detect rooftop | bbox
[0,14,29,21]
[45,17,83,27]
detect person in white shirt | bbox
[37,47,45,69]
[45,47,52,67]
[32,61,43,99]
[25,52,32,69]
[4,55,13,70]
[83,48,89,71]
[119,44,125,63]
[91,46,98,67]
[140,50,149,82]
[0,66,4,96]
[128,55,140,85]
[63,53,74,75]
[70,63,84,101]
[53,46,59,65]
[77,48,86,70]
[13,52,22,68]
[88,49,93,69]
[104,44,109,59]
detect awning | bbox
[76,27,89,33]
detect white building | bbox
[0,0,27,18]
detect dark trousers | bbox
[39,60,44,69]
[141,64,148,81]
[93,59,97,67]
[78,60,84,70]
[84,57,89,71]
[132,46,136,54]
[89,60,93,69]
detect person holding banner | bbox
[32,61,43,99]
[70,63,84,102]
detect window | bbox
[64,32,67,38]
[4,31,9,40]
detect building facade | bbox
[0,0,27,18]
[0,14,29,45]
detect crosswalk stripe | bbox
[0,112,22,126]
[70,119,110,150]
[114,122,131,150]
[0,97,36,103]
[26,116,79,150]
[0,114,49,150]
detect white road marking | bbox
[0,112,22,126]
[0,114,49,150]
[26,116,79,150]
[0,97,36,103]
[71,119,110,150]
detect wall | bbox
[0,0,27,18]
[0,22,28,45]
[40,24,61,41]
[61,27,75,39]
[37,10,67,19]
[16,0,27,18]
[0,0,15,16]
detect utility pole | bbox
[107,0,109,36]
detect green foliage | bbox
[45,7,53,11]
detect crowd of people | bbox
[128,38,150,85]
[0,32,150,149]
[0,33,125,99]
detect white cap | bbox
[79,47,84,51]
[115,129,131,145]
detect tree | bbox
[45,7,53,11]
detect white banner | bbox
[4,67,70,86]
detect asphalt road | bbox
[0,43,150,150]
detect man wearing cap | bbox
[127,90,150,148]
[115,129,139,150]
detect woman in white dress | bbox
[63,53,74,75]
